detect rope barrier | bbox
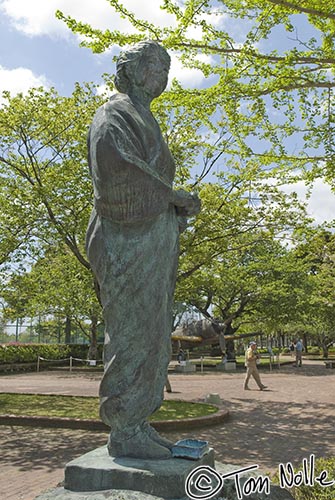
[37,355,103,372]
[38,356,71,362]
[71,357,102,363]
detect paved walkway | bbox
[0,359,334,499]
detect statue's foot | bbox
[108,428,172,459]
[142,421,174,450]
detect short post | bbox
[201,356,204,373]
[69,356,73,373]
[37,355,40,372]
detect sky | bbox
[0,0,210,96]
[0,0,335,225]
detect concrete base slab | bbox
[64,445,214,498]
[35,460,294,500]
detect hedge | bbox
[0,343,103,365]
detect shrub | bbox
[69,344,103,360]
[308,347,321,356]
[258,347,280,355]
[0,344,74,364]
[291,456,335,499]
[0,343,105,365]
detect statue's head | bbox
[115,40,171,98]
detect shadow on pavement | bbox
[278,362,335,377]
[163,398,335,474]
[0,426,108,472]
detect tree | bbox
[57,0,335,186]
[0,85,105,271]
[55,1,335,355]
[175,178,312,345]
[0,85,106,351]
[2,245,102,353]
[3,2,335,355]
[292,226,335,356]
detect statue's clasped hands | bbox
[172,189,201,217]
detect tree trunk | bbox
[93,277,102,306]
[87,314,98,360]
[322,345,329,359]
[64,316,71,344]
[219,332,226,355]
[320,337,329,359]
[280,332,285,348]
[165,376,172,393]
[223,323,236,360]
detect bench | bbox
[324,360,335,369]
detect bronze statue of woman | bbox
[86,41,200,459]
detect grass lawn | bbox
[0,393,218,421]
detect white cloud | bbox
[115,0,176,27]
[0,0,176,38]
[281,179,335,225]
[0,66,49,101]
[0,0,211,88]
[0,0,70,37]
[185,10,227,40]
[169,54,213,89]
[95,83,117,98]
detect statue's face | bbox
[116,43,170,97]
[139,53,169,98]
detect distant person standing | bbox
[244,341,267,391]
[177,349,186,363]
[295,339,304,367]
[289,341,295,357]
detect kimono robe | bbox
[86,93,180,441]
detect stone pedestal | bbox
[205,393,221,405]
[175,361,196,373]
[225,362,236,371]
[63,445,214,499]
[216,361,236,372]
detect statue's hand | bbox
[172,189,201,217]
